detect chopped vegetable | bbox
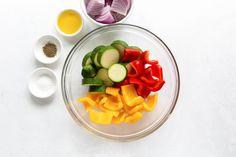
[86,0,105,16]
[142,94,158,112]
[128,104,143,115]
[85,0,131,24]
[129,46,142,52]
[97,46,120,68]
[82,78,104,86]
[95,68,114,86]
[140,67,157,85]
[121,84,142,106]
[129,96,144,107]
[98,104,120,117]
[108,63,127,82]
[77,97,97,111]
[94,53,102,67]
[100,5,111,15]
[125,112,142,123]
[111,40,129,57]
[128,59,144,77]
[89,85,107,92]
[82,52,93,66]
[129,77,150,98]
[87,92,102,100]
[81,64,96,78]
[147,80,165,92]
[96,7,115,24]
[140,51,158,65]
[121,48,141,62]
[112,112,126,124]
[104,96,123,111]
[105,87,120,96]
[114,78,129,88]
[111,11,125,22]
[98,96,108,106]
[89,109,113,124]
[119,94,131,112]
[150,64,164,80]
[91,45,105,67]
[105,0,113,5]
[110,0,131,16]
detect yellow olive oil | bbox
[58,10,82,34]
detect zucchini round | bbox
[97,46,120,69]
[108,64,127,82]
[82,78,104,86]
[89,86,106,93]
[91,45,105,67]
[81,64,96,78]
[82,52,93,66]
[129,46,142,53]
[95,68,114,86]
[111,40,129,57]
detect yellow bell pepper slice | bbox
[121,84,144,107]
[81,102,91,111]
[95,94,107,104]
[129,96,144,107]
[98,96,108,106]
[89,109,113,124]
[87,92,102,101]
[142,94,158,112]
[128,104,143,115]
[121,84,138,105]
[77,97,97,111]
[112,112,126,124]
[104,96,123,111]
[77,97,96,106]
[125,112,142,123]
[106,87,120,96]
[119,94,132,113]
[98,103,120,117]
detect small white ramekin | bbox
[34,34,62,65]
[81,0,134,26]
[55,9,84,37]
[28,67,57,99]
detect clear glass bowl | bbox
[61,24,180,141]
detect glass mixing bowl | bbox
[61,24,180,141]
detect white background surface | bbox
[0,0,235,156]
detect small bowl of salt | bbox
[34,35,62,65]
[28,67,57,99]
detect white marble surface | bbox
[0,0,235,156]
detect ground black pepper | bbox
[43,43,57,57]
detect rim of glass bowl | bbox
[61,24,180,142]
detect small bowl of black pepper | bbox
[34,35,62,65]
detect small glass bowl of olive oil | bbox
[56,9,83,37]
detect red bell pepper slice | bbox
[114,78,129,88]
[128,60,144,77]
[120,48,141,62]
[150,64,163,80]
[147,80,165,92]
[140,67,157,85]
[137,86,151,98]
[140,65,165,92]
[140,51,158,65]
[128,77,151,98]
[140,76,156,85]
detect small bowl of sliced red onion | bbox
[81,0,133,26]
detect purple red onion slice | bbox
[86,0,131,24]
